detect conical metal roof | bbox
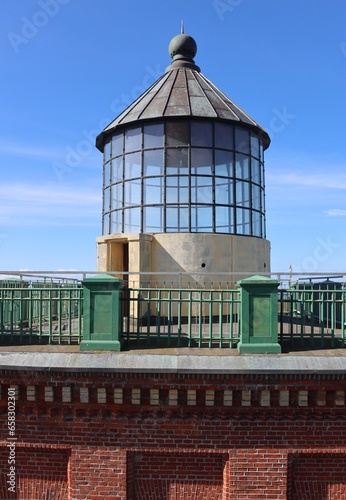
[96,33,270,151]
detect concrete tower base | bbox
[96,233,270,289]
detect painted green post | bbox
[237,275,281,354]
[80,274,125,351]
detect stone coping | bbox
[0,347,345,374]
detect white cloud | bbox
[0,183,100,205]
[0,140,99,168]
[0,141,64,160]
[267,171,346,190]
[266,153,346,190]
[0,183,101,226]
[325,209,346,217]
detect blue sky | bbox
[1,0,346,273]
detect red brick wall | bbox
[0,370,346,499]
[0,446,69,500]
[288,452,346,499]
[128,451,226,499]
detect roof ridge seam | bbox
[202,75,258,126]
[162,70,179,115]
[137,73,171,121]
[192,71,217,118]
[115,74,166,126]
[199,74,241,121]
[184,69,193,116]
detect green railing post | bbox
[237,275,281,354]
[80,274,125,351]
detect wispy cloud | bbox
[325,209,346,217]
[0,183,100,205]
[0,183,101,226]
[0,140,99,167]
[0,141,63,160]
[266,153,346,190]
[267,171,346,190]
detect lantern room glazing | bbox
[102,119,266,237]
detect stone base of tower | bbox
[96,233,270,288]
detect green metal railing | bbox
[0,273,345,350]
[122,287,240,348]
[279,287,346,348]
[0,282,83,345]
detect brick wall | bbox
[0,369,346,499]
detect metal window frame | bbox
[102,120,266,237]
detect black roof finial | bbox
[181,20,184,34]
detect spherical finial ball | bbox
[169,34,197,60]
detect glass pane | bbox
[215,177,233,204]
[166,175,188,204]
[103,212,111,234]
[191,148,212,175]
[144,177,163,205]
[216,206,233,233]
[166,121,189,146]
[215,123,234,150]
[191,176,212,204]
[144,123,164,148]
[250,133,260,158]
[215,150,233,177]
[125,127,141,152]
[111,133,123,157]
[124,180,141,207]
[125,152,141,179]
[253,211,262,237]
[236,208,250,235]
[252,184,261,211]
[111,157,123,183]
[191,206,213,232]
[166,206,178,231]
[110,210,122,233]
[166,206,189,231]
[166,148,188,174]
[236,181,250,207]
[104,140,111,161]
[104,161,111,187]
[111,183,122,210]
[166,175,189,187]
[252,159,260,184]
[143,206,163,232]
[236,154,250,180]
[143,149,163,176]
[124,208,140,232]
[235,128,250,154]
[191,122,212,147]
[103,187,110,212]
